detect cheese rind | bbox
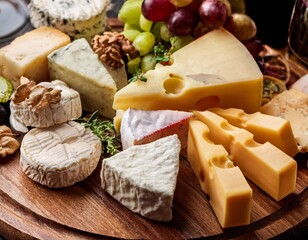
[113,28,263,113]
[210,108,298,157]
[196,111,297,201]
[101,135,180,221]
[9,80,82,133]
[0,27,71,88]
[28,0,109,42]
[120,108,193,150]
[48,38,127,119]
[187,120,252,228]
[20,121,102,188]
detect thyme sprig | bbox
[128,67,147,83]
[74,111,120,156]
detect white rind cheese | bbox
[101,135,181,221]
[120,108,193,150]
[28,0,110,41]
[48,38,127,119]
[10,80,82,133]
[21,121,102,188]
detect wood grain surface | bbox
[1,17,308,240]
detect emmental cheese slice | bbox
[187,120,252,228]
[210,108,298,157]
[113,28,263,113]
[20,121,102,188]
[0,27,70,88]
[101,135,180,222]
[195,111,297,201]
[48,38,127,119]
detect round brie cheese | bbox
[20,121,102,188]
[10,80,82,133]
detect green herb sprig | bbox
[128,67,147,83]
[74,111,120,156]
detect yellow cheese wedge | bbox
[195,111,297,201]
[0,27,70,88]
[187,120,252,228]
[209,108,298,157]
[113,28,263,113]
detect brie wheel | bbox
[10,80,82,133]
[20,121,102,188]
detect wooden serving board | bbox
[1,18,308,240]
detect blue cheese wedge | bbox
[10,80,82,133]
[101,135,181,221]
[20,121,102,188]
[28,0,110,41]
[48,38,127,119]
[120,108,193,150]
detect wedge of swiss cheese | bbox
[188,120,252,228]
[209,108,298,157]
[113,28,263,113]
[0,27,70,88]
[195,110,297,201]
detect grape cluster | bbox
[119,0,262,77]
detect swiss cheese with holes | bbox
[20,121,102,188]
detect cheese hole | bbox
[220,121,234,131]
[195,96,219,110]
[163,77,185,94]
[244,138,260,148]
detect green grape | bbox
[124,23,142,32]
[118,0,143,27]
[133,32,155,56]
[151,22,163,42]
[141,54,157,71]
[127,56,141,74]
[140,14,153,32]
[171,35,194,52]
[160,22,173,42]
[123,29,141,42]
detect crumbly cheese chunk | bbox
[261,89,308,153]
[20,121,102,188]
[28,0,110,41]
[10,80,82,133]
[101,135,181,221]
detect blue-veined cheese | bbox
[20,121,102,188]
[48,38,127,119]
[28,0,110,41]
[101,135,180,221]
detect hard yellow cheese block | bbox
[0,27,70,88]
[210,108,298,157]
[196,111,297,201]
[113,28,263,113]
[187,120,252,228]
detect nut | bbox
[91,32,139,69]
[11,78,62,111]
[0,125,20,158]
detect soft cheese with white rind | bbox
[0,27,70,88]
[21,121,102,188]
[188,120,252,228]
[10,80,82,133]
[28,0,109,42]
[196,111,297,201]
[48,38,127,119]
[120,108,193,150]
[113,28,263,114]
[101,135,180,221]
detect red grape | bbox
[142,0,176,22]
[199,0,228,30]
[242,38,264,58]
[168,8,198,36]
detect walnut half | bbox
[0,125,20,158]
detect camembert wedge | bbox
[101,135,181,221]
[113,28,263,113]
[188,120,252,228]
[20,121,102,188]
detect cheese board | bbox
[0,3,308,240]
